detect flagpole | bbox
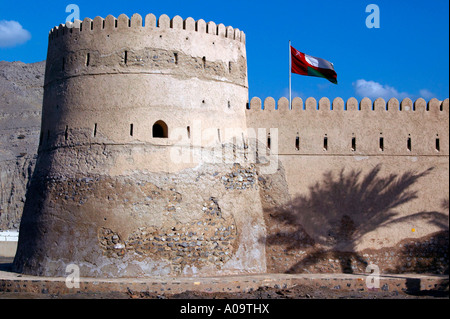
[289,40,292,110]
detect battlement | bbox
[246,96,449,156]
[49,13,245,44]
[247,96,449,113]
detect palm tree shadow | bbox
[263,164,445,274]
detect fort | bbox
[9,13,449,279]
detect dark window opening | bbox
[267,133,271,149]
[295,136,300,150]
[351,137,356,151]
[86,53,90,66]
[436,137,440,152]
[64,126,68,141]
[174,52,178,65]
[130,124,134,136]
[124,51,128,64]
[153,120,168,138]
[187,126,190,139]
[323,135,328,151]
[202,56,206,69]
[379,137,384,151]
[407,136,412,152]
[93,123,97,137]
[246,102,250,110]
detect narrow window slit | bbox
[351,137,356,151]
[323,135,328,151]
[267,133,271,149]
[295,135,300,150]
[124,51,128,65]
[130,124,134,136]
[174,52,178,65]
[64,126,68,141]
[379,137,384,151]
[187,126,191,139]
[86,53,90,66]
[93,123,97,137]
[407,136,412,152]
[435,135,440,152]
[202,56,206,69]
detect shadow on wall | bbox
[263,164,449,274]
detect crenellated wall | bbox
[246,96,449,156]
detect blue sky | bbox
[1,0,449,102]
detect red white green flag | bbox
[290,45,338,84]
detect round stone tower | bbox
[13,13,274,277]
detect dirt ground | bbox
[0,282,447,300]
[0,257,447,299]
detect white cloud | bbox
[419,89,435,99]
[353,79,409,101]
[0,20,31,48]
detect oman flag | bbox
[291,46,338,84]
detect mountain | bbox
[0,61,45,230]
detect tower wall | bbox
[13,14,276,278]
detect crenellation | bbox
[183,17,195,31]
[414,98,427,112]
[48,13,246,44]
[196,19,206,33]
[217,23,226,37]
[292,97,303,111]
[145,13,156,27]
[158,14,170,28]
[387,97,399,111]
[400,97,413,111]
[226,26,234,39]
[359,97,374,112]
[345,97,357,111]
[373,97,384,111]
[277,97,289,112]
[305,97,317,111]
[171,15,183,29]
[207,21,216,35]
[130,13,142,28]
[441,98,449,113]
[117,13,130,29]
[264,97,276,110]
[104,14,116,30]
[319,97,331,110]
[93,16,104,31]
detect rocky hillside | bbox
[0,61,45,230]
